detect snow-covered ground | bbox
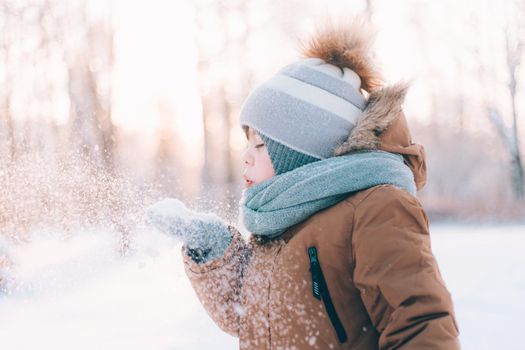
[0,224,523,349]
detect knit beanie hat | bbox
[239,57,367,175]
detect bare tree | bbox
[53,0,116,170]
[153,101,180,197]
[194,0,253,204]
[484,1,524,200]
[88,4,117,173]
[193,0,306,209]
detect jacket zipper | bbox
[308,246,348,343]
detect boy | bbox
[148,20,460,349]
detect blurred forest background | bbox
[1,0,524,243]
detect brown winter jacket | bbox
[182,83,460,349]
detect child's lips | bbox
[243,176,254,188]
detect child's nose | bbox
[242,149,254,167]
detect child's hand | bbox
[147,198,233,262]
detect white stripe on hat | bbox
[264,74,363,126]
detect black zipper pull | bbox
[308,247,322,300]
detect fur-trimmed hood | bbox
[302,19,427,190]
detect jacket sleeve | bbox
[352,185,460,350]
[182,226,251,337]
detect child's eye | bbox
[255,143,265,149]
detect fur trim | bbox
[301,18,383,92]
[335,82,409,155]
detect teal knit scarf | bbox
[240,150,416,238]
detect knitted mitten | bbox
[147,198,232,263]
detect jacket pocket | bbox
[308,246,348,343]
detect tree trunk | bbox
[506,23,524,200]
[1,3,15,162]
[509,87,524,200]
[2,96,15,162]
[200,95,212,189]
[510,152,524,199]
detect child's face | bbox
[242,128,275,188]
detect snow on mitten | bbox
[147,198,233,263]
